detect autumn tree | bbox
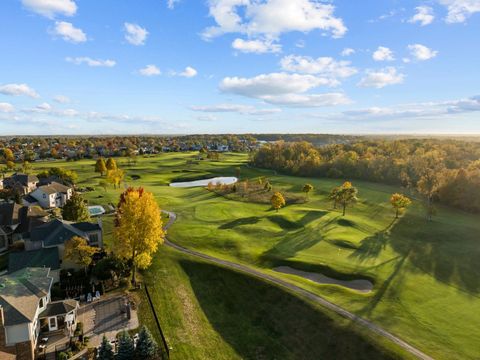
[107,168,125,189]
[22,161,31,174]
[95,158,107,176]
[417,170,440,221]
[62,192,91,222]
[64,236,99,274]
[336,182,358,216]
[328,186,340,209]
[271,192,286,212]
[390,193,412,219]
[114,187,164,285]
[106,158,117,171]
[302,183,313,201]
[98,179,109,192]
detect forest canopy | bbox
[252,139,480,213]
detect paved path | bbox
[161,211,434,360]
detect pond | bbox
[169,176,238,188]
[88,205,106,216]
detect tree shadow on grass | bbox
[218,216,261,229]
[299,210,328,226]
[267,215,303,230]
[179,260,397,360]
[349,219,396,262]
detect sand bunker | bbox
[169,176,238,188]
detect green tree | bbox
[98,336,114,360]
[302,183,314,201]
[116,331,135,360]
[135,326,159,359]
[390,193,412,219]
[271,192,286,212]
[106,158,117,171]
[98,179,109,192]
[62,192,91,222]
[95,158,107,176]
[337,182,358,216]
[22,161,31,174]
[264,181,272,192]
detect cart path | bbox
[161,210,433,360]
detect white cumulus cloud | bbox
[0,103,15,113]
[409,6,435,26]
[439,0,480,23]
[190,103,281,115]
[139,65,161,76]
[66,57,116,67]
[167,0,180,9]
[21,0,77,18]
[408,44,438,60]
[53,95,71,103]
[372,46,395,61]
[202,0,347,40]
[219,72,349,107]
[0,83,39,98]
[124,23,148,46]
[52,21,86,43]
[232,38,281,54]
[358,67,405,88]
[280,55,357,79]
[179,66,198,78]
[341,48,355,56]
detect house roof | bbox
[39,299,78,318]
[8,173,39,185]
[8,248,60,273]
[0,203,22,227]
[72,221,101,232]
[30,219,86,246]
[37,182,70,195]
[0,267,53,326]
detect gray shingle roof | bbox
[37,182,70,195]
[8,248,60,273]
[39,299,78,318]
[0,267,53,326]
[30,219,86,246]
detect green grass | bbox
[28,152,480,359]
[138,247,408,360]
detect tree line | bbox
[252,139,480,213]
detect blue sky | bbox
[0,0,479,135]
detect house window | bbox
[39,298,44,308]
[49,317,56,328]
[89,233,99,245]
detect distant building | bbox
[0,204,48,252]
[24,219,103,269]
[30,182,72,208]
[0,267,78,360]
[2,174,38,195]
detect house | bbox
[8,248,61,282]
[2,174,38,195]
[24,219,103,269]
[30,182,72,208]
[0,204,49,252]
[0,267,78,360]
[0,179,3,190]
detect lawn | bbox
[29,152,480,359]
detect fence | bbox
[144,284,170,359]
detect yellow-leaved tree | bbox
[114,187,164,285]
[64,236,99,274]
[271,192,286,212]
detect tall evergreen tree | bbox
[116,331,135,360]
[98,336,114,360]
[135,326,158,359]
